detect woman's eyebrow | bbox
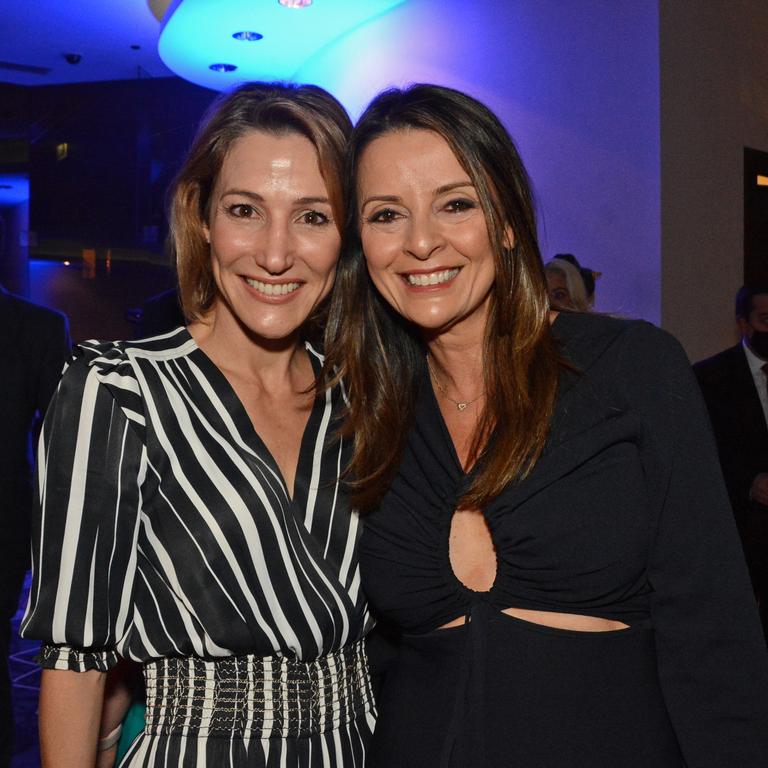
[220,189,262,201]
[360,194,401,208]
[360,182,475,209]
[434,181,474,196]
[295,196,331,205]
[219,190,330,205]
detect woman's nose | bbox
[404,214,444,261]
[256,220,294,274]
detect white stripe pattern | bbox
[21,327,374,766]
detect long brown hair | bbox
[324,84,561,512]
[170,82,352,323]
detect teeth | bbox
[406,268,459,286]
[245,278,301,296]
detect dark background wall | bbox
[660,0,768,360]
[0,76,214,341]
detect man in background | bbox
[0,285,69,765]
[694,285,768,642]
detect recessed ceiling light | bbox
[278,0,313,7]
[233,31,263,41]
[209,63,237,72]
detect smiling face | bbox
[202,130,340,342]
[357,128,505,340]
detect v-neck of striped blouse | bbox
[182,329,327,508]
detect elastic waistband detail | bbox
[143,639,374,738]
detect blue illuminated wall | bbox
[294,0,661,323]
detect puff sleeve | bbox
[21,345,146,672]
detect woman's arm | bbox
[20,350,147,766]
[93,660,138,768]
[39,669,106,768]
[621,322,768,765]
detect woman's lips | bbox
[242,276,304,301]
[401,267,460,289]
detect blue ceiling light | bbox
[158,0,408,91]
[232,31,263,41]
[278,0,313,7]
[209,63,238,72]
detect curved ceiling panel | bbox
[158,0,407,91]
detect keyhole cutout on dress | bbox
[449,509,497,592]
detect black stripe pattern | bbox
[22,327,375,765]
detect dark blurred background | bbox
[0,78,213,341]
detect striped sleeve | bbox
[21,347,146,671]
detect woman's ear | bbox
[503,225,515,251]
[202,222,211,244]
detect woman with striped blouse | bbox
[22,83,375,767]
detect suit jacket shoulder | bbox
[0,290,67,330]
[692,343,768,514]
[693,344,749,387]
[0,291,71,480]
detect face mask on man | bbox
[748,329,768,360]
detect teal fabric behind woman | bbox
[116,703,146,764]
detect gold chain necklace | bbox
[427,359,485,412]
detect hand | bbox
[750,473,768,506]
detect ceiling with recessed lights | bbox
[0,0,172,86]
[158,0,406,90]
[0,0,408,90]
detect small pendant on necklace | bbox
[457,402,468,411]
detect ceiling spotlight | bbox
[209,63,237,72]
[233,31,263,41]
[278,0,312,7]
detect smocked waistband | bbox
[143,640,374,739]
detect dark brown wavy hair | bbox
[170,82,352,323]
[323,84,561,512]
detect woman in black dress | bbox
[22,83,375,767]
[324,84,768,766]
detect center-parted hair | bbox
[170,82,352,323]
[323,83,562,512]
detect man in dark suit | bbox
[0,285,69,764]
[694,285,768,641]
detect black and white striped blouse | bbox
[22,326,375,766]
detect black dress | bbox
[360,312,768,767]
[22,328,375,766]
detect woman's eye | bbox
[444,198,475,214]
[368,208,400,224]
[300,210,331,226]
[227,203,255,218]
